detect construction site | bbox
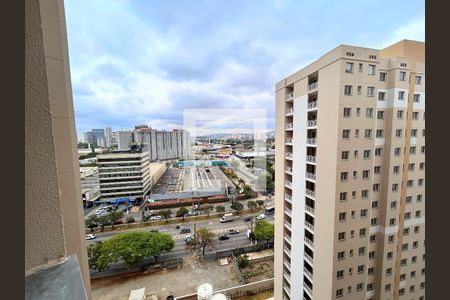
[149,164,236,201]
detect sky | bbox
[64,0,425,139]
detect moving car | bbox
[243,217,252,222]
[86,234,96,240]
[180,228,191,234]
[256,213,266,220]
[218,234,230,241]
[184,235,193,243]
[149,229,159,233]
[228,228,240,234]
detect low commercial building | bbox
[80,167,100,208]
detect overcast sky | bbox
[65,0,424,138]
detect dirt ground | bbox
[234,290,274,300]
[241,258,274,283]
[91,256,241,299]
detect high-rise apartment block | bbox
[105,127,113,147]
[274,40,425,300]
[83,131,94,145]
[97,146,151,202]
[117,130,134,150]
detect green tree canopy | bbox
[87,241,103,270]
[85,215,99,232]
[216,205,225,213]
[247,200,257,210]
[254,220,274,242]
[159,209,172,222]
[231,201,244,214]
[256,200,265,207]
[186,227,217,255]
[106,211,124,229]
[176,207,189,220]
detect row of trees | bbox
[87,231,175,271]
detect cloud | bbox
[379,16,425,48]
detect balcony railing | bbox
[284,271,291,282]
[304,283,313,295]
[284,259,291,271]
[283,283,291,293]
[284,246,291,256]
[305,204,315,215]
[306,155,316,163]
[284,221,292,231]
[286,152,293,159]
[307,101,318,110]
[305,189,315,197]
[304,236,314,247]
[303,267,313,280]
[285,181,292,188]
[308,82,318,91]
[305,221,314,231]
[286,108,294,115]
[285,195,292,203]
[286,93,294,100]
[285,166,292,173]
[304,252,314,265]
[307,120,317,127]
[307,138,317,145]
[305,172,316,181]
[284,234,291,244]
[286,138,293,144]
[286,123,293,129]
[284,207,292,216]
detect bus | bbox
[265,205,275,215]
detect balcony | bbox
[306,138,316,146]
[285,180,293,188]
[283,283,291,293]
[307,101,318,110]
[307,82,318,92]
[304,236,314,248]
[286,123,293,130]
[304,252,313,265]
[307,120,317,128]
[284,246,291,257]
[284,234,292,244]
[305,189,315,198]
[284,207,292,217]
[304,283,313,296]
[286,92,294,101]
[303,267,313,280]
[284,221,292,231]
[305,204,314,215]
[305,221,314,232]
[306,155,316,163]
[286,108,294,116]
[286,138,293,145]
[305,172,316,181]
[285,195,292,203]
[285,166,292,174]
[284,271,291,283]
[284,259,291,271]
[285,152,293,160]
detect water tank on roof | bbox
[211,293,227,300]
[197,283,213,300]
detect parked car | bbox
[218,234,230,241]
[149,229,159,233]
[151,215,162,220]
[180,228,191,234]
[256,213,266,220]
[228,228,240,234]
[243,217,252,222]
[85,234,96,240]
[184,235,193,242]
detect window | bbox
[358,265,365,274]
[339,212,346,221]
[341,151,349,160]
[356,107,361,116]
[368,267,374,275]
[420,282,425,289]
[345,62,354,73]
[411,129,417,137]
[343,107,351,117]
[414,226,420,233]
[403,228,410,235]
[338,232,346,241]
[393,166,400,173]
[376,130,383,138]
[415,210,422,218]
[360,228,366,237]
[397,110,404,119]
[399,288,405,296]
[408,163,415,171]
[399,71,406,81]
[357,283,363,291]
[394,148,401,156]
[360,209,367,218]
[413,241,419,248]
[398,91,405,100]
[385,284,391,292]
[405,212,411,220]
[361,190,369,199]
[374,166,381,174]
[370,234,376,243]
[351,191,356,198]
[380,72,386,81]
[353,171,357,179]
[354,150,358,158]
[415,75,422,85]
[339,192,347,201]
[392,183,398,192]
[358,247,365,255]
[419,162,425,170]
[342,129,350,139]
[377,111,385,119]
[337,251,345,260]
[375,148,382,156]
[341,172,348,181]
[410,146,416,154]
[421,146,425,153]
[378,91,386,101]
[368,64,376,75]
[362,170,370,179]
[389,218,396,226]
[402,243,408,251]
[336,288,343,298]
[406,196,412,203]
[366,283,373,291]
[409,285,415,293]
[370,218,377,226]
[388,235,395,243]
[401,258,407,266]
[417,194,423,202]
[365,108,373,118]
[372,200,378,208]
[395,129,402,138]
[358,63,363,72]
[412,112,419,120]
[354,129,359,137]
[344,85,353,95]
[357,85,362,94]
[387,251,393,260]
[414,93,420,102]
[373,184,380,192]
[365,129,372,138]
[337,270,344,279]
[418,178,424,186]
[367,86,375,97]
[346,52,354,57]
[363,150,371,159]
[407,180,414,188]
[391,201,397,209]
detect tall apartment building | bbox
[97,146,151,203]
[105,127,113,147]
[117,130,134,150]
[133,126,191,161]
[274,40,425,300]
[83,131,94,145]
[92,128,105,147]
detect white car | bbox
[150,215,162,220]
[86,234,96,240]
[256,214,266,220]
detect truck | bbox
[220,213,234,223]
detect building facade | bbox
[105,127,113,147]
[97,146,151,202]
[274,40,425,300]
[117,130,134,150]
[83,131,94,145]
[92,128,105,147]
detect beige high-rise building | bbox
[274,40,425,300]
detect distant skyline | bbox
[65,0,425,136]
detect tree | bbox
[237,254,249,268]
[256,200,265,207]
[97,215,110,232]
[231,201,244,214]
[85,215,99,233]
[147,232,175,262]
[202,205,212,216]
[216,205,225,213]
[159,209,172,222]
[87,241,103,271]
[176,207,189,221]
[185,227,217,256]
[254,220,275,243]
[141,215,151,224]
[106,211,124,229]
[247,200,257,211]
[243,184,253,199]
